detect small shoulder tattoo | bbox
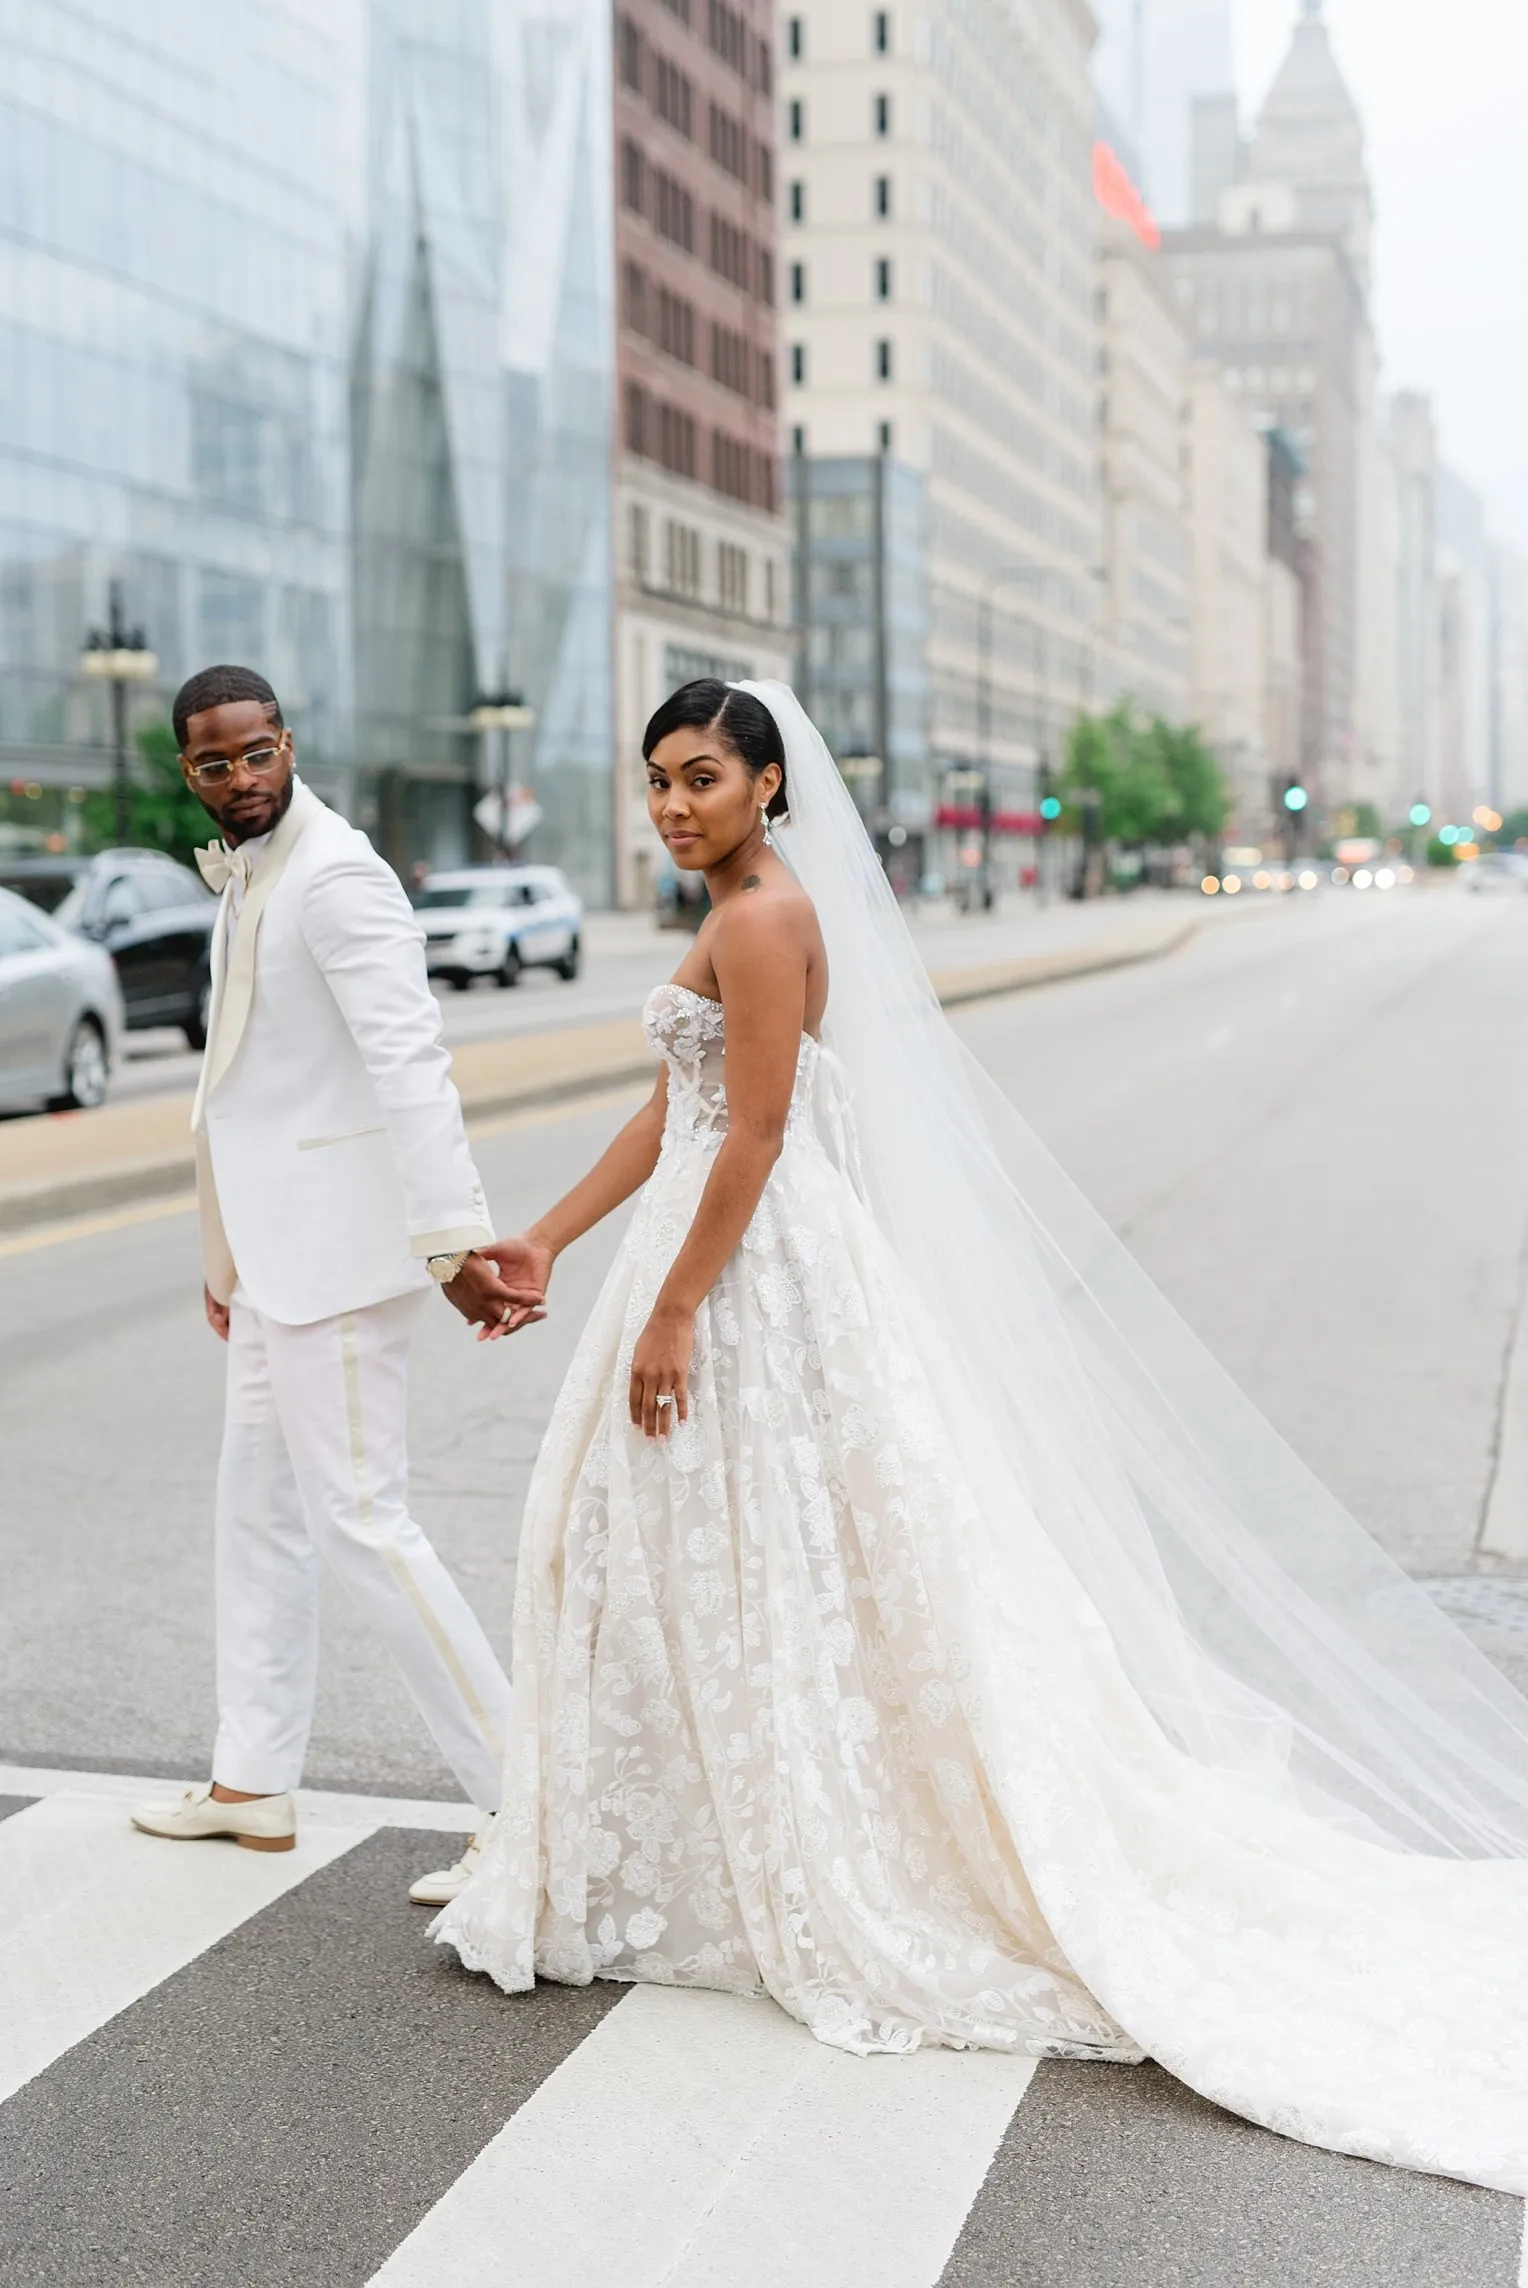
[741,873,763,891]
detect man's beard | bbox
[206,769,296,845]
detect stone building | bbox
[612,0,791,907]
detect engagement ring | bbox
[655,1393,675,1409]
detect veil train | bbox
[745,677,1528,1862]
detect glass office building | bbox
[0,0,615,895]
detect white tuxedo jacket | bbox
[192,783,491,1325]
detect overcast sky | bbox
[1234,0,1528,553]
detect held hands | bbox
[204,1285,230,1342]
[629,1302,693,1439]
[443,1241,551,1341]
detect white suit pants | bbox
[212,1287,511,1807]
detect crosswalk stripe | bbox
[372,1984,1036,2288]
[0,1790,369,2102]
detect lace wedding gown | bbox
[438,981,1528,2194]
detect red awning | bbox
[935,806,1043,835]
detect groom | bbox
[132,664,536,1904]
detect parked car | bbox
[0,850,217,1045]
[0,884,124,1112]
[411,866,583,988]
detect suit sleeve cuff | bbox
[411,1223,493,1259]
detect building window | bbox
[758,247,774,305]
[655,403,698,479]
[709,101,746,181]
[622,259,649,333]
[665,520,701,597]
[711,429,754,503]
[757,145,773,203]
[874,92,890,136]
[792,423,806,455]
[788,97,804,140]
[652,168,696,252]
[875,337,893,381]
[787,15,803,58]
[653,54,693,138]
[874,173,891,218]
[708,0,747,73]
[629,503,650,581]
[790,261,805,304]
[657,286,697,365]
[789,179,805,223]
[873,9,890,50]
[758,349,776,409]
[618,14,644,91]
[790,342,806,384]
[877,420,893,452]
[718,541,750,615]
[625,381,650,456]
[659,0,691,20]
[875,255,892,300]
[765,558,778,621]
[711,320,751,395]
[621,138,646,214]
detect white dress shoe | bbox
[408,1814,495,1905]
[131,1781,297,1853]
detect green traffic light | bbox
[1040,796,1062,820]
[1408,803,1432,827]
[1282,785,1308,812]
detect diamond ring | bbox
[655,1393,676,1409]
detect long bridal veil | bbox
[742,677,1528,1861]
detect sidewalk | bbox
[0,892,1210,1234]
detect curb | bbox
[0,914,1199,1237]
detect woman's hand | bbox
[629,1303,694,1438]
[446,1238,552,1340]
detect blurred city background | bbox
[1,0,1522,917]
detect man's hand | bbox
[442,1246,548,1341]
[204,1285,230,1342]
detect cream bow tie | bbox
[195,841,252,894]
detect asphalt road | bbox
[4,881,1526,2285]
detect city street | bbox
[3,884,1527,2283]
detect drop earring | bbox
[760,804,773,847]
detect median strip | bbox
[0,910,1200,1234]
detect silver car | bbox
[412,865,583,988]
[0,884,124,1112]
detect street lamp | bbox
[469,689,536,854]
[79,580,157,848]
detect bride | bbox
[436,678,1528,2195]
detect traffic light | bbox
[1282,783,1308,814]
[1040,796,1062,822]
[1408,801,1432,828]
[1037,764,1062,828]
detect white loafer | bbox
[408,1814,495,1905]
[131,1781,297,1853]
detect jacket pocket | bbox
[296,1123,387,1152]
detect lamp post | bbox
[470,689,536,854]
[80,580,157,848]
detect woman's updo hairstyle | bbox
[642,679,789,822]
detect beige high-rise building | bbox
[1097,221,1191,726]
[781,0,1099,881]
[1163,1,1377,829]
[1181,360,1272,834]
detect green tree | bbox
[1144,718,1229,843]
[1062,703,1172,846]
[82,721,213,868]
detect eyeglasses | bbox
[185,735,288,786]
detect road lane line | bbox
[371,1984,1034,2288]
[0,1087,646,1258]
[0,1791,372,2101]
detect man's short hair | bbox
[173,664,284,751]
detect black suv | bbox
[0,850,216,1048]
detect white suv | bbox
[412,866,583,988]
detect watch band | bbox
[426,1249,471,1284]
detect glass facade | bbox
[791,454,928,831]
[0,0,615,896]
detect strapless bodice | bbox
[642,981,836,1156]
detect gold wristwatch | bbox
[426,1249,471,1285]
